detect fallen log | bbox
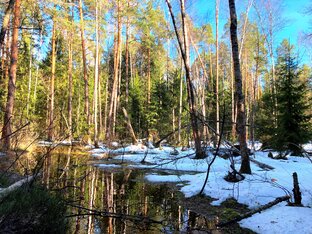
[0,175,35,200]
[122,107,138,145]
[217,195,290,227]
[250,158,275,170]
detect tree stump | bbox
[292,172,302,206]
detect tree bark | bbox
[0,0,15,50]
[178,57,183,144]
[125,11,130,105]
[78,0,90,143]
[147,47,151,106]
[26,38,33,117]
[166,0,204,158]
[215,0,220,144]
[1,0,20,150]
[48,17,56,141]
[107,0,122,141]
[292,172,302,206]
[228,0,251,174]
[68,1,73,142]
[93,0,99,147]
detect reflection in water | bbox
[38,146,219,233]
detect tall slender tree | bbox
[1,0,21,150]
[166,0,204,158]
[228,0,251,174]
[78,0,90,143]
[0,0,15,50]
[215,0,220,143]
[93,0,100,147]
[48,14,56,141]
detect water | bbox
[36,146,248,234]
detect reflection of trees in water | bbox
[39,147,217,233]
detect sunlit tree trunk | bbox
[178,57,183,144]
[239,0,253,59]
[26,40,32,117]
[79,0,90,143]
[231,57,236,140]
[33,32,42,113]
[1,0,20,150]
[189,34,209,140]
[68,1,73,142]
[104,64,109,139]
[0,0,15,50]
[215,0,220,144]
[107,0,122,141]
[93,0,99,147]
[166,0,204,158]
[125,9,130,105]
[48,17,56,141]
[228,0,251,174]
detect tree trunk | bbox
[178,57,183,144]
[122,107,138,145]
[0,0,15,50]
[78,0,90,143]
[48,17,56,141]
[228,0,251,174]
[107,0,122,141]
[239,0,253,59]
[93,0,99,148]
[68,43,73,142]
[215,0,220,144]
[147,47,151,106]
[33,32,42,113]
[292,172,302,206]
[1,0,20,150]
[125,12,130,105]
[189,35,210,140]
[231,57,236,140]
[26,39,32,117]
[166,0,204,158]
[68,2,73,142]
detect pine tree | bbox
[273,40,311,154]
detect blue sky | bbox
[186,0,311,64]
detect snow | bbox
[239,205,312,234]
[91,143,312,233]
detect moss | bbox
[0,184,68,233]
[0,176,10,187]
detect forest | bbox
[0,0,311,233]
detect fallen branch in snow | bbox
[250,158,275,170]
[216,195,290,227]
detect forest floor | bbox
[90,142,312,234]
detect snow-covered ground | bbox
[90,143,312,233]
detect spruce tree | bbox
[273,40,311,154]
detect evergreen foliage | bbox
[257,40,311,154]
